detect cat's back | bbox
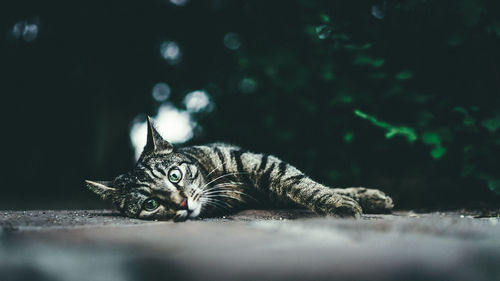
[181,142,241,152]
[177,142,242,163]
[205,142,241,150]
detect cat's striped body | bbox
[86,118,393,221]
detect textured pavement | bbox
[1,209,499,281]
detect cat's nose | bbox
[179,197,188,209]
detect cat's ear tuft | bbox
[144,116,174,153]
[85,180,117,201]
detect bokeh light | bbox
[315,25,331,40]
[130,104,195,159]
[371,5,385,19]
[238,77,257,94]
[169,0,189,7]
[183,90,214,112]
[152,82,171,102]
[223,32,241,50]
[160,41,182,64]
[12,18,39,42]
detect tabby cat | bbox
[86,117,393,221]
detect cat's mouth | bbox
[174,197,201,221]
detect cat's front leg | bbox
[330,187,394,213]
[246,154,363,217]
[284,179,363,217]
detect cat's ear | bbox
[85,180,117,201]
[144,116,173,153]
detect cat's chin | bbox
[173,210,189,222]
[188,206,201,218]
[172,206,201,222]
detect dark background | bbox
[1,0,499,210]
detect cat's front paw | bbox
[322,194,363,218]
[344,187,394,213]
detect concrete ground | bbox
[1,209,499,281]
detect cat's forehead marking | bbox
[141,152,184,164]
[134,185,152,196]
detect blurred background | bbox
[1,0,499,210]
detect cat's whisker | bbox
[201,197,232,211]
[202,182,245,193]
[201,196,231,204]
[203,189,247,196]
[201,172,249,190]
[202,185,244,193]
[210,182,245,189]
[202,183,245,197]
[204,194,245,202]
[200,201,218,209]
[204,190,248,201]
[192,189,203,199]
[202,185,256,202]
[204,193,251,201]
[193,190,203,201]
[205,160,228,178]
[203,191,234,196]
[203,195,233,206]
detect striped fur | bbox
[86,118,393,221]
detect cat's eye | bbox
[143,199,159,211]
[168,168,182,183]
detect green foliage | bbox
[458,0,483,27]
[354,110,418,143]
[453,107,477,127]
[481,116,500,133]
[210,0,500,201]
[422,132,447,159]
[354,110,449,159]
[395,71,413,81]
[352,56,385,68]
[488,179,500,195]
[344,131,354,143]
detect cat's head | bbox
[86,117,207,221]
